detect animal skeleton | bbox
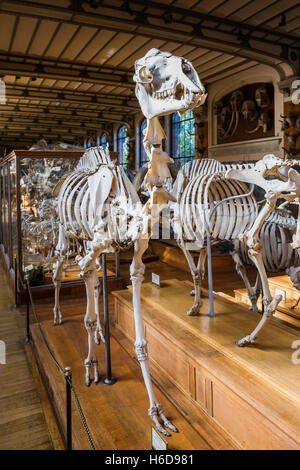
[170,155,299,345]
[231,207,300,312]
[53,48,206,436]
[225,155,299,345]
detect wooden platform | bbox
[234,274,300,328]
[113,279,300,450]
[30,307,234,450]
[20,270,123,304]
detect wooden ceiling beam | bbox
[1,0,298,68]
[1,103,131,121]
[4,84,139,110]
[0,54,134,87]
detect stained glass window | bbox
[86,138,93,149]
[139,118,148,167]
[117,125,129,168]
[100,132,108,149]
[171,109,195,166]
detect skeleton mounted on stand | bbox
[52,48,206,436]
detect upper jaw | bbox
[145,82,206,118]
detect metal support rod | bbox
[64,366,72,451]
[102,253,116,385]
[25,275,30,343]
[206,233,216,317]
[14,257,18,307]
[203,183,255,318]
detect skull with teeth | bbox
[133,48,206,119]
[255,87,270,108]
[241,100,257,121]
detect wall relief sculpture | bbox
[216,83,274,144]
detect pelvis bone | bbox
[133,48,206,119]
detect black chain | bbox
[26,279,96,450]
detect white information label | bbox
[151,426,167,450]
[152,272,160,287]
[275,288,286,303]
[24,264,34,272]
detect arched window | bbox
[171,109,195,166]
[86,137,93,149]
[100,132,108,149]
[139,118,148,167]
[117,125,129,168]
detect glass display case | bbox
[0,150,122,301]
[0,150,81,293]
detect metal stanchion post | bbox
[64,366,72,451]
[25,274,31,343]
[206,233,216,318]
[102,253,116,385]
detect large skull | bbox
[242,100,257,121]
[255,87,270,108]
[229,90,244,112]
[220,106,231,126]
[133,48,206,119]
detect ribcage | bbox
[58,170,93,239]
[182,158,223,179]
[238,209,299,272]
[179,172,258,242]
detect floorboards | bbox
[0,265,57,450]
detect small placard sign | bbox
[152,272,160,287]
[151,425,168,450]
[275,288,286,303]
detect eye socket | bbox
[182,61,191,74]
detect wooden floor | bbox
[0,244,284,450]
[0,265,58,450]
[30,311,234,450]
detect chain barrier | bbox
[25,277,96,450]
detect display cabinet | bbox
[0,150,122,301]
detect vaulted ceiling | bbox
[0,0,299,148]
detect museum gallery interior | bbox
[0,0,300,452]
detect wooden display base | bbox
[234,274,300,328]
[30,309,234,450]
[113,279,300,450]
[21,270,123,304]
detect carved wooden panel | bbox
[213,383,297,450]
[115,300,135,342]
[147,326,190,394]
[216,82,274,144]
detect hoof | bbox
[94,336,100,345]
[235,335,256,347]
[156,423,171,437]
[85,376,91,387]
[186,307,200,316]
[164,421,178,433]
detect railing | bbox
[24,253,118,450]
